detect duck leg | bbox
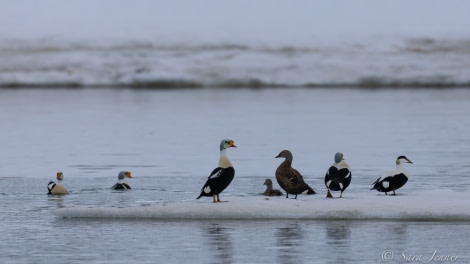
[327,189,333,198]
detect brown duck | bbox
[275,150,316,199]
[263,179,283,196]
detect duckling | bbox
[263,178,283,196]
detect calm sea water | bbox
[1,87,470,264]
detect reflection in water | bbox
[391,223,409,237]
[325,221,352,264]
[276,223,304,264]
[202,223,234,264]
[388,222,409,245]
[47,195,65,208]
[326,221,351,245]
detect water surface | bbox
[1,87,469,263]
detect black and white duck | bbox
[371,155,413,196]
[111,171,132,190]
[197,139,236,203]
[47,171,68,195]
[325,152,351,198]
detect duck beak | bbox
[127,171,132,178]
[406,158,413,164]
[275,154,281,158]
[229,141,237,148]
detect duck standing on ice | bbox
[325,152,351,198]
[197,139,236,203]
[47,171,68,195]
[371,155,413,196]
[275,150,316,199]
[111,171,132,190]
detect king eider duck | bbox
[325,152,351,198]
[371,155,413,196]
[263,178,283,196]
[111,171,132,190]
[275,150,316,199]
[47,171,68,195]
[197,139,236,203]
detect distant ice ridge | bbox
[1,37,470,88]
[54,189,470,220]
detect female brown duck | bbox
[275,150,315,199]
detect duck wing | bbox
[326,166,351,191]
[112,183,131,190]
[197,167,235,199]
[47,181,56,194]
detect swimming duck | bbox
[371,156,413,196]
[325,152,351,198]
[275,150,316,199]
[197,139,236,203]
[263,178,283,196]
[111,171,132,190]
[47,171,68,195]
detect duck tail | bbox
[330,178,340,188]
[306,185,316,194]
[370,177,381,191]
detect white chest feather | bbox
[333,161,350,170]
[218,152,233,168]
[51,184,68,195]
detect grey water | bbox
[1,87,470,264]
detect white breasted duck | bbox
[111,171,132,190]
[263,178,283,196]
[325,152,351,198]
[275,150,316,199]
[47,171,68,195]
[197,139,236,203]
[371,155,413,196]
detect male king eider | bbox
[325,152,351,198]
[47,171,68,195]
[263,178,283,196]
[197,139,236,203]
[111,171,132,190]
[371,155,413,196]
[275,150,316,199]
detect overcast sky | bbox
[1,0,469,42]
